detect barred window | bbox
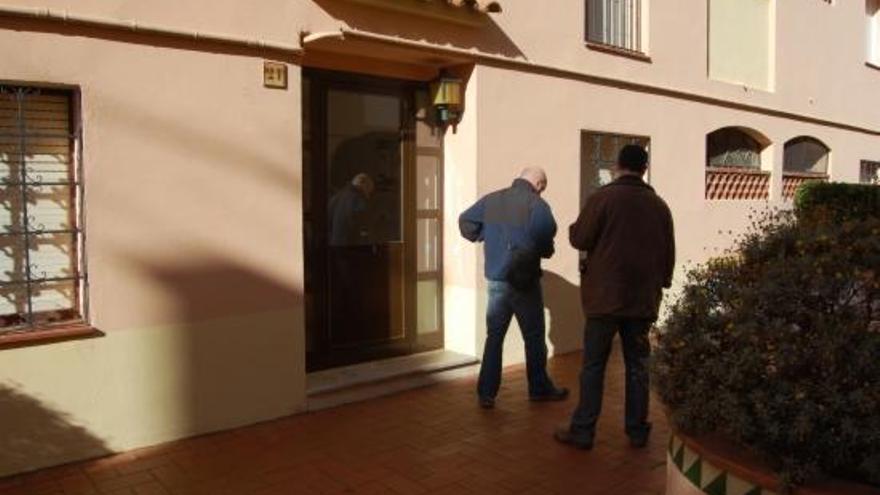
[586,0,644,53]
[862,160,880,185]
[0,85,85,335]
[580,131,650,203]
[869,0,880,65]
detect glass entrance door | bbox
[304,69,441,372]
[325,87,407,352]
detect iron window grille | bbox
[870,0,880,64]
[862,160,880,185]
[586,0,643,53]
[0,85,86,335]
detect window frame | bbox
[781,136,830,200]
[869,0,880,67]
[705,127,772,201]
[0,83,96,348]
[706,127,765,169]
[782,136,830,176]
[580,130,651,204]
[861,160,880,185]
[707,0,775,91]
[584,0,650,59]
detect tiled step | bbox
[306,350,479,411]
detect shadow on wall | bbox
[312,0,526,59]
[542,271,583,355]
[123,255,305,436]
[89,75,306,454]
[0,385,110,478]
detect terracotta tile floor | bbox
[0,349,668,495]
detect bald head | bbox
[351,173,375,197]
[518,167,547,194]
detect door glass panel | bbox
[325,88,405,348]
[417,280,439,334]
[327,90,401,245]
[416,218,439,273]
[416,155,440,210]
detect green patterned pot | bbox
[667,433,777,495]
[666,432,880,495]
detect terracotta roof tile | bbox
[435,0,502,13]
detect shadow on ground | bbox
[0,385,110,478]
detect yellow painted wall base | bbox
[0,308,305,478]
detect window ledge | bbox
[585,42,652,63]
[782,171,829,179]
[0,324,104,350]
[707,166,770,175]
[866,61,880,71]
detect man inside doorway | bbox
[555,145,675,449]
[328,173,374,247]
[459,167,569,409]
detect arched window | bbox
[782,137,830,199]
[783,137,830,174]
[706,127,771,200]
[706,127,766,168]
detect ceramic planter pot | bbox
[666,431,880,495]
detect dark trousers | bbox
[477,280,555,399]
[569,317,653,442]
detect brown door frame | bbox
[303,68,421,372]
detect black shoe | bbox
[553,427,593,450]
[628,423,652,448]
[478,396,495,409]
[629,436,649,448]
[529,387,569,402]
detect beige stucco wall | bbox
[1,0,305,46]
[0,19,306,476]
[442,69,481,358]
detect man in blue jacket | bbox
[459,167,569,409]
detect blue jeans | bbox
[477,280,555,399]
[569,317,652,443]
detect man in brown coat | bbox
[554,144,675,450]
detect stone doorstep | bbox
[305,350,480,411]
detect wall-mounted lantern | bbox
[430,73,464,127]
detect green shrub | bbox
[795,181,880,221]
[653,207,880,489]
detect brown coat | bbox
[569,175,675,320]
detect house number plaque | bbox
[263,61,288,89]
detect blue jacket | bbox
[459,179,557,281]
